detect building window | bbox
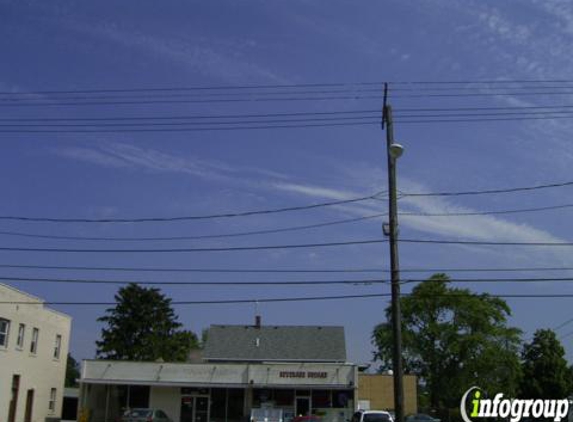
[0,318,10,347]
[17,324,25,349]
[49,388,56,411]
[53,335,62,359]
[30,328,39,354]
[227,388,245,422]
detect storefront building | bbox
[79,324,357,422]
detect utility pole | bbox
[384,102,405,422]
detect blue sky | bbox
[2,0,573,365]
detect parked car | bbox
[351,410,394,422]
[405,414,440,422]
[121,408,172,422]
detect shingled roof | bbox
[203,325,346,363]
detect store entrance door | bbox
[295,397,311,417]
[180,395,209,422]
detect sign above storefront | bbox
[250,364,354,387]
[279,371,328,379]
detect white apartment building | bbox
[0,283,72,422]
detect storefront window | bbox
[211,389,227,422]
[311,390,331,408]
[274,390,294,407]
[333,390,354,409]
[253,389,273,407]
[108,385,128,422]
[129,386,150,408]
[227,388,245,422]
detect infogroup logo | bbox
[460,386,570,422]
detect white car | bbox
[351,410,395,422]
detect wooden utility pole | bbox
[384,102,405,422]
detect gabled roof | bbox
[203,325,346,363]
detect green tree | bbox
[96,283,198,361]
[520,329,571,398]
[372,274,522,409]
[65,353,80,387]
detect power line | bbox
[554,317,573,331]
[395,104,573,112]
[390,80,573,85]
[401,203,573,217]
[391,85,573,92]
[3,292,573,306]
[0,95,384,107]
[0,293,391,306]
[0,109,381,122]
[1,105,573,124]
[401,238,573,247]
[0,263,390,273]
[6,79,573,98]
[3,263,573,274]
[395,110,573,118]
[399,266,573,273]
[0,213,386,242]
[400,180,573,197]
[391,91,573,99]
[0,120,380,133]
[0,190,385,223]
[0,115,380,128]
[0,115,377,129]
[7,112,573,129]
[0,82,387,96]
[9,80,573,105]
[8,275,573,286]
[0,275,389,286]
[403,276,573,284]
[0,238,386,253]
[395,115,573,124]
[9,87,573,104]
[0,235,573,253]
[0,89,386,102]
[2,109,573,127]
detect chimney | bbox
[255,315,261,328]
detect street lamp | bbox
[389,143,404,160]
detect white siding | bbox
[0,284,72,422]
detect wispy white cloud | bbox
[56,146,132,168]
[53,142,291,188]
[271,182,363,201]
[60,19,287,84]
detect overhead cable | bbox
[3,292,573,306]
[0,190,385,223]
